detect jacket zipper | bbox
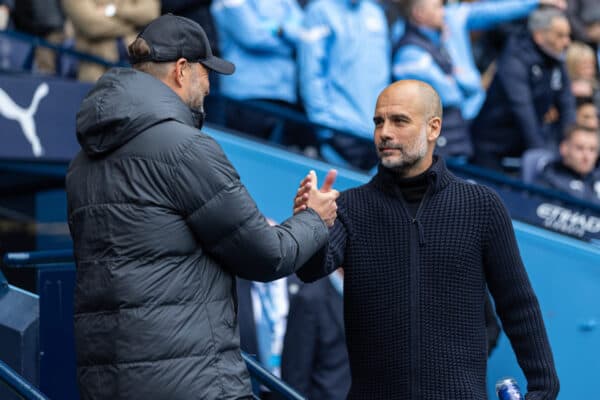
[399,184,433,400]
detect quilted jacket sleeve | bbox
[170,134,330,282]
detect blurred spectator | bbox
[566,0,600,46]
[0,0,35,72]
[0,0,13,31]
[298,0,390,169]
[576,99,599,129]
[281,269,350,400]
[161,0,219,56]
[566,41,600,108]
[13,0,65,74]
[393,0,551,160]
[211,0,307,145]
[61,0,160,82]
[471,7,575,171]
[237,276,302,398]
[535,124,600,204]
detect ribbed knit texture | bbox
[299,158,559,400]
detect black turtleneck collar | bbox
[372,156,451,195]
[371,156,451,218]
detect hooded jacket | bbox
[66,68,329,400]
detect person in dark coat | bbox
[471,7,576,171]
[281,269,350,400]
[566,0,600,46]
[293,80,559,399]
[66,14,339,400]
[535,124,600,204]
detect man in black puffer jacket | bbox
[66,14,339,400]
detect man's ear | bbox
[427,116,442,141]
[173,58,188,88]
[531,31,543,47]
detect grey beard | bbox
[383,156,422,176]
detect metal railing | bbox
[0,29,125,73]
[3,250,306,400]
[0,360,48,400]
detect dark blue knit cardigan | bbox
[298,158,559,400]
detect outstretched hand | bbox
[293,169,339,226]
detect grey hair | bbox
[528,7,566,32]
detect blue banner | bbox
[450,169,600,247]
[0,74,90,160]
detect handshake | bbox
[293,169,340,227]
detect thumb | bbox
[320,169,337,192]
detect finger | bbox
[294,193,309,207]
[320,169,337,192]
[308,170,318,189]
[299,175,311,187]
[297,183,311,195]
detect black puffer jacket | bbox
[66,68,329,400]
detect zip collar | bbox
[370,156,453,196]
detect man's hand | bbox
[543,106,559,124]
[293,169,339,226]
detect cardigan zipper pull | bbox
[412,218,426,246]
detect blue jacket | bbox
[536,161,600,206]
[298,0,390,138]
[394,23,472,158]
[211,0,303,102]
[472,34,576,159]
[393,0,539,120]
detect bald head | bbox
[378,80,442,121]
[373,80,443,177]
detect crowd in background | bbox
[0,0,598,206]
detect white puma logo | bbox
[0,82,49,157]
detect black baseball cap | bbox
[129,14,235,75]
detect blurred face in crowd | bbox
[574,53,597,80]
[373,80,441,177]
[533,16,571,58]
[412,0,445,30]
[576,103,599,130]
[560,128,600,176]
